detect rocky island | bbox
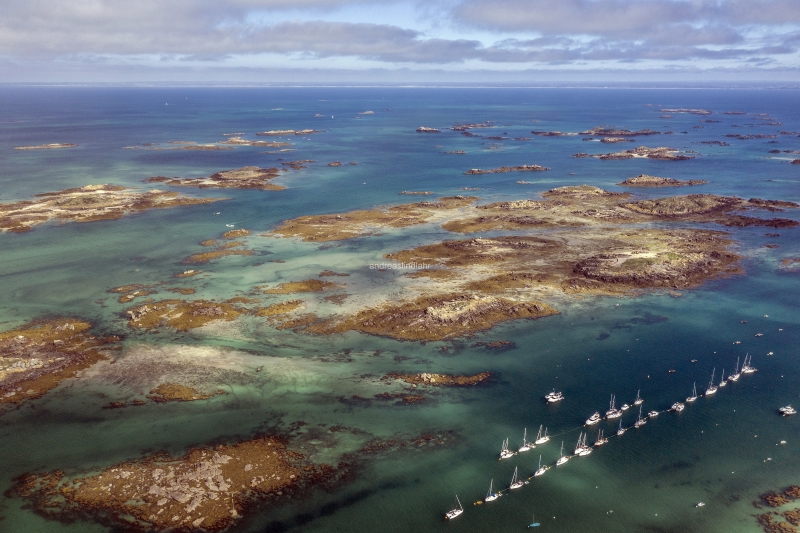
[618,174,708,187]
[574,146,694,160]
[465,164,549,175]
[146,166,287,191]
[0,185,223,233]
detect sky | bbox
[1,0,800,84]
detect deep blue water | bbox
[0,87,799,533]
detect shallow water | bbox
[0,87,799,533]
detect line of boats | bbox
[445,354,774,520]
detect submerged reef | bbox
[0,185,222,233]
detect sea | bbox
[0,86,799,533]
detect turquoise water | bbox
[0,87,799,533]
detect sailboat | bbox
[634,389,643,406]
[686,382,698,403]
[528,513,541,528]
[606,394,622,419]
[485,479,500,502]
[510,467,524,490]
[500,438,515,459]
[519,428,533,453]
[705,368,718,396]
[575,432,593,456]
[728,357,741,382]
[616,419,626,436]
[719,369,727,387]
[634,405,646,428]
[534,454,548,476]
[445,495,464,520]
[556,441,570,465]
[742,354,757,374]
[534,425,550,445]
[594,429,608,446]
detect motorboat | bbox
[621,403,630,411]
[780,406,797,416]
[648,410,659,418]
[672,402,685,412]
[545,390,564,403]
[585,411,602,425]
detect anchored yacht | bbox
[621,403,631,411]
[648,410,659,418]
[606,394,622,419]
[545,390,564,403]
[519,428,533,453]
[585,411,602,425]
[686,382,698,403]
[534,425,550,445]
[672,402,685,412]
[705,368,718,396]
[780,406,797,416]
[445,495,464,520]
[556,442,570,466]
[485,479,500,502]
[500,438,515,459]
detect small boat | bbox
[768,351,774,356]
[509,467,524,490]
[696,502,705,508]
[556,441,570,466]
[586,411,602,425]
[755,333,763,337]
[634,405,646,428]
[719,369,727,387]
[621,403,630,411]
[485,479,500,502]
[534,425,550,445]
[519,428,533,453]
[606,394,622,419]
[545,390,564,403]
[529,513,541,528]
[500,438,515,459]
[445,495,464,520]
[634,390,643,406]
[686,382,698,403]
[742,354,757,374]
[733,341,741,345]
[705,368,718,396]
[780,406,797,416]
[729,357,741,382]
[672,402,685,412]
[575,432,593,456]
[616,419,626,436]
[669,369,676,373]
[594,429,608,446]
[534,455,548,477]
[648,410,659,418]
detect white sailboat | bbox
[534,425,550,445]
[686,382,698,403]
[534,454,548,476]
[634,389,643,406]
[634,405,646,428]
[606,394,622,419]
[728,357,741,382]
[719,369,727,387]
[485,479,500,502]
[742,354,757,374]
[500,438,515,459]
[575,432,593,456]
[705,368,718,396]
[519,428,533,453]
[510,467,524,490]
[594,429,608,446]
[616,419,626,436]
[556,441,569,465]
[445,495,464,520]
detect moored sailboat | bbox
[705,368,718,396]
[445,495,464,520]
[519,428,533,453]
[509,467,524,490]
[634,405,646,428]
[634,389,643,406]
[534,455,548,476]
[556,441,569,466]
[534,425,550,445]
[500,438,515,459]
[606,394,622,419]
[687,382,698,402]
[485,479,500,502]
